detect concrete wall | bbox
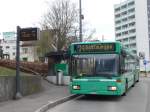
[0,75,42,102]
[46,76,70,85]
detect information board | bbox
[20,28,39,41]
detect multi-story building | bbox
[114,0,150,71]
[0,31,39,62]
[0,32,17,60]
[20,41,38,62]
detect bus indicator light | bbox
[116,79,122,83]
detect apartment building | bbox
[114,0,150,71]
[0,32,17,60]
[0,31,38,62]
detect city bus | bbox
[69,41,139,96]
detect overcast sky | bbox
[0,0,124,40]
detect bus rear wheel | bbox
[136,73,139,82]
[132,77,135,87]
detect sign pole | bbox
[15,26,22,99]
[145,64,147,77]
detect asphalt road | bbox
[47,77,150,112]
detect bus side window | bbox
[120,55,126,74]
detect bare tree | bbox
[41,0,78,51]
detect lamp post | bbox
[15,26,22,99]
[79,0,83,42]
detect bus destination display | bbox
[74,43,116,53]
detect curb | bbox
[35,94,78,112]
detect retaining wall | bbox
[0,75,42,102]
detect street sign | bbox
[143,60,150,65]
[143,60,147,65]
[20,28,39,41]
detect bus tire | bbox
[132,77,135,87]
[122,81,128,96]
[136,73,139,82]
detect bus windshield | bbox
[71,54,119,77]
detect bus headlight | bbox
[73,85,80,90]
[108,86,117,91]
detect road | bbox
[47,77,150,112]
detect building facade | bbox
[0,31,38,62]
[114,0,150,71]
[20,41,38,62]
[0,32,17,60]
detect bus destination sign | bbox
[74,43,116,53]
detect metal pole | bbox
[79,0,82,42]
[145,65,147,77]
[15,26,22,99]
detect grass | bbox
[0,66,33,76]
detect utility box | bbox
[55,64,68,76]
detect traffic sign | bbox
[143,60,150,65]
[143,60,147,65]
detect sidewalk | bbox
[140,73,150,78]
[0,79,71,112]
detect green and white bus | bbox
[69,41,139,96]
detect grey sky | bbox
[0,0,123,41]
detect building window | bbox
[122,18,127,22]
[6,46,10,49]
[128,15,135,20]
[116,33,121,37]
[22,57,28,61]
[130,43,136,48]
[129,22,135,27]
[12,52,15,56]
[23,48,28,54]
[115,26,121,31]
[121,11,127,16]
[122,31,128,35]
[129,29,136,34]
[128,8,135,13]
[115,7,120,12]
[122,24,128,29]
[128,1,135,7]
[123,38,128,42]
[129,36,136,41]
[115,14,121,18]
[115,20,121,24]
[121,4,127,9]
